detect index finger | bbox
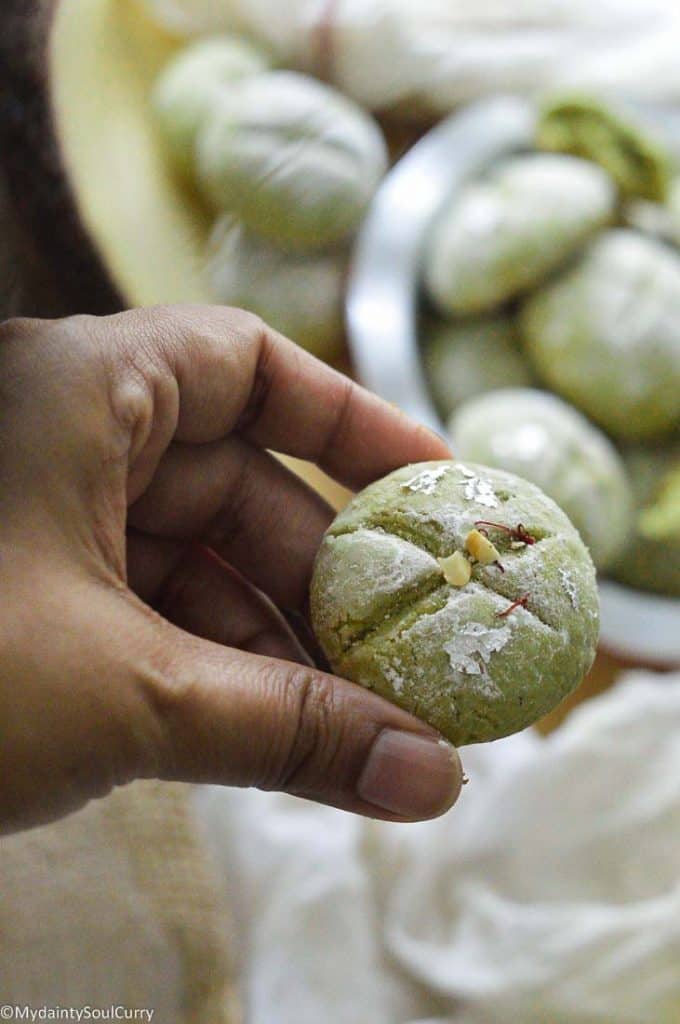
[104,305,451,490]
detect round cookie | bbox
[448,388,633,570]
[610,446,680,597]
[536,93,673,203]
[205,214,345,360]
[423,153,616,317]
[151,36,269,178]
[311,461,600,746]
[519,229,680,441]
[196,70,388,250]
[421,315,532,420]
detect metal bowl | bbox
[346,95,680,667]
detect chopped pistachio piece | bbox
[438,551,472,587]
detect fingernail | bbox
[358,730,463,820]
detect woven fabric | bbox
[0,781,238,1023]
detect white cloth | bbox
[196,671,680,1024]
[140,0,680,115]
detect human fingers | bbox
[125,604,463,823]
[95,305,451,500]
[126,532,310,663]
[128,437,334,611]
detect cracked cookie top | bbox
[311,461,599,745]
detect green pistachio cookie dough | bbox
[421,315,532,420]
[196,70,388,250]
[151,36,270,178]
[610,447,680,597]
[310,461,600,746]
[536,94,673,203]
[448,389,633,571]
[205,214,345,360]
[638,464,680,543]
[519,229,680,441]
[422,153,616,317]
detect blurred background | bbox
[0,1,679,1021]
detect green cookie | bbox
[611,446,680,597]
[196,71,388,250]
[520,229,680,441]
[421,315,532,421]
[448,388,634,571]
[311,461,599,746]
[205,214,345,361]
[152,36,270,179]
[423,153,616,317]
[536,93,673,203]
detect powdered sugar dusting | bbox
[558,568,579,609]
[402,466,449,495]
[382,660,406,694]
[320,528,441,643]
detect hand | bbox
[0,307,463,833]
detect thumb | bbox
[130,603,464,823]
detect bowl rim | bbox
[345,94,680,667]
